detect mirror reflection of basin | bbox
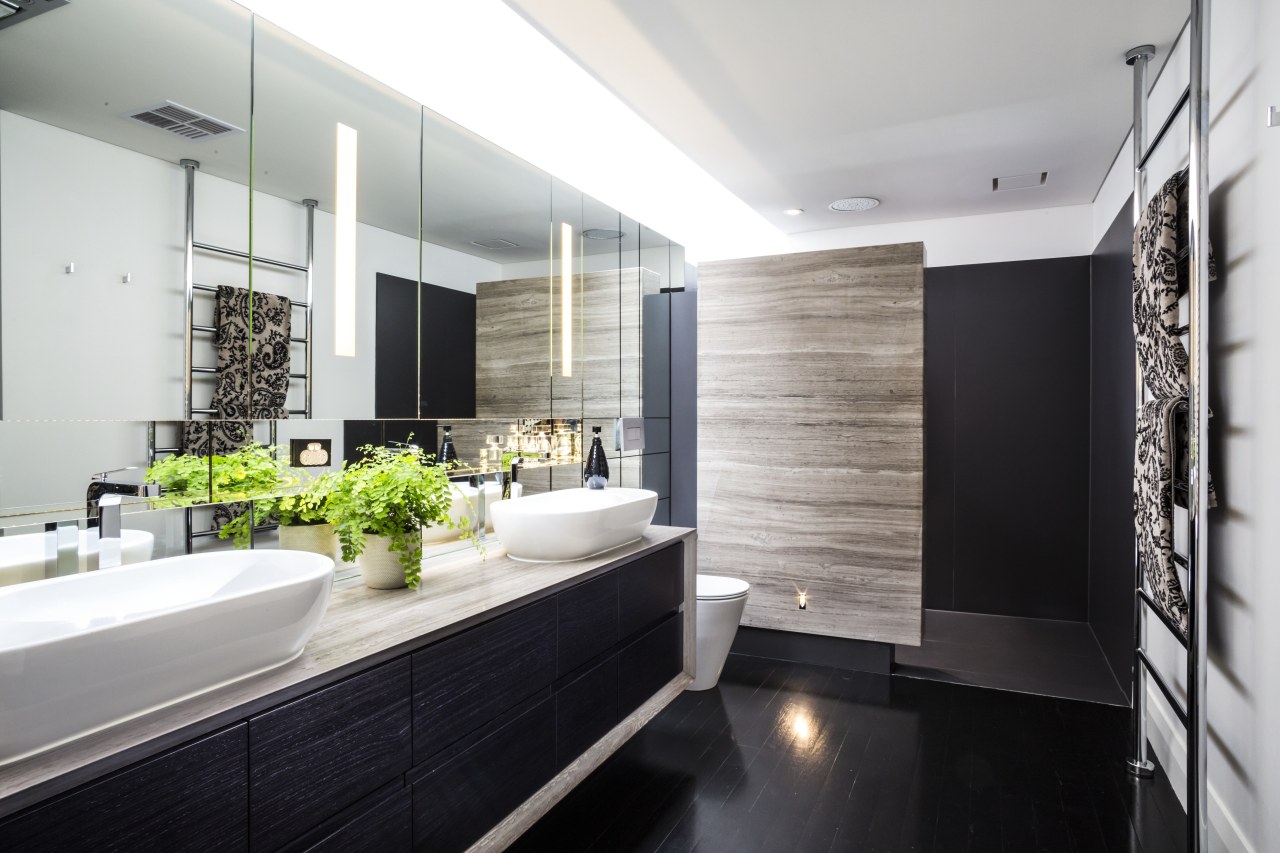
[489,487,658,562]
[0,528,155,588]
[423,482,502,545]
[0,549,333,766]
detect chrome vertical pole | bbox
[302,199,317,420]
[181,159,200,420]
[1125,44,1156,780]
[1186,2,1211,850]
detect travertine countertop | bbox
[0,526,694,819]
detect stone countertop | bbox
[0,525,695,820]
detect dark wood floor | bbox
[894,609,1129,706]
[511,654,1186,853]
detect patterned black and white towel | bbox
[1131,170,1219,635]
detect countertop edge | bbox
[0,526,695,820]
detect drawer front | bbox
[556,571,619,678]
[618,543,685,641]
[555,654,619,770]
[619,612,684,718]
[250,658,412,852]
[0,725,248,853]
[412,698,556,853]
[301,786,411,853]
[413,598,556,764]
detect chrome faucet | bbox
[87,469,159,570]
[86,468,160,521]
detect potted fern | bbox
[275,469,344,564]
[326,443,466,589]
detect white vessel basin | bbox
[0,549,333,766]
[489,487,658,562]
[0,528,155,588]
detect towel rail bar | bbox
[193,241,308,273]
[1138,588,1190,648]
[1138,85,1191,171]
[1137,649,1190,727]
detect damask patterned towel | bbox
[1131,170,1218,399]
[1131,170,1219,636]
[1134,399,1190,635]
[210,284,292,421]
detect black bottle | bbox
[439,426,458,467]
[584,426,609,489]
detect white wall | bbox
[1090,2,1279,850]
[725,203,1096,269]
[0,110,500,423]
[0,111,501,508]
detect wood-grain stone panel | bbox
[698,243,924,646]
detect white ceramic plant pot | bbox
[359,535,408,590]
[279,523,340,564]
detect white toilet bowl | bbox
[690,574,750,691]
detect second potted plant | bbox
[326,443,465,589]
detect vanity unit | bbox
[0,528,694,852]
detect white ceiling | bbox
[506,0,1189,234]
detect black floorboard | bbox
[510,654,1185,853]
[894,609,1128,706]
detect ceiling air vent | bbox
[993,172,1048,191]
[471,238,519,250]
[127,101,244,141]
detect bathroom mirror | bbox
[0,0,253,421]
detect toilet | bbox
[690,574,750,691]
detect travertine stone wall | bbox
[697,243,924,646]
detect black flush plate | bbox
[0,0,72,34]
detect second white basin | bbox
[489,487,658,562]
[0,528,155,587]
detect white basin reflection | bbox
[0,549,333,766]
[0,528,155,587]
[423,482,502,545]
[489,487,658,562]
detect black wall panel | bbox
[924,257,1092,620]
[1089,197,1138,700]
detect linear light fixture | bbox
[560,221,573,377]
[334,122,358,357]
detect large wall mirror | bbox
[0,0,682,550]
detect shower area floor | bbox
[894,609,1128,706]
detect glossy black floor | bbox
[511,654,1186,853]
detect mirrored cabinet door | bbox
[251,17,423,423]
[0,0,252,421]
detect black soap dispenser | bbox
[584,426,609,489]
[439,426,458,467]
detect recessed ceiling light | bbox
[782,208,804,216]
[583,228,626,240]
[993,172,1048,191]
[829,197,879,212]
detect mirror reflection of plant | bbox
[144,443,303,548]
[327,442,478,589]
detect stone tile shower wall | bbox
[697,243,925,645]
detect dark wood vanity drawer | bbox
[411,697,556,853]
[297,785,411,853]
[619,612,684,718]
[412,598,556,764]
[556,571,619,677]
[618,543,685,641]
[249,658,412,852]
[0,725,248,853]
[555,653,620,770]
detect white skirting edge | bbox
[1144,683,1256,853]
[468,672,694,853]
